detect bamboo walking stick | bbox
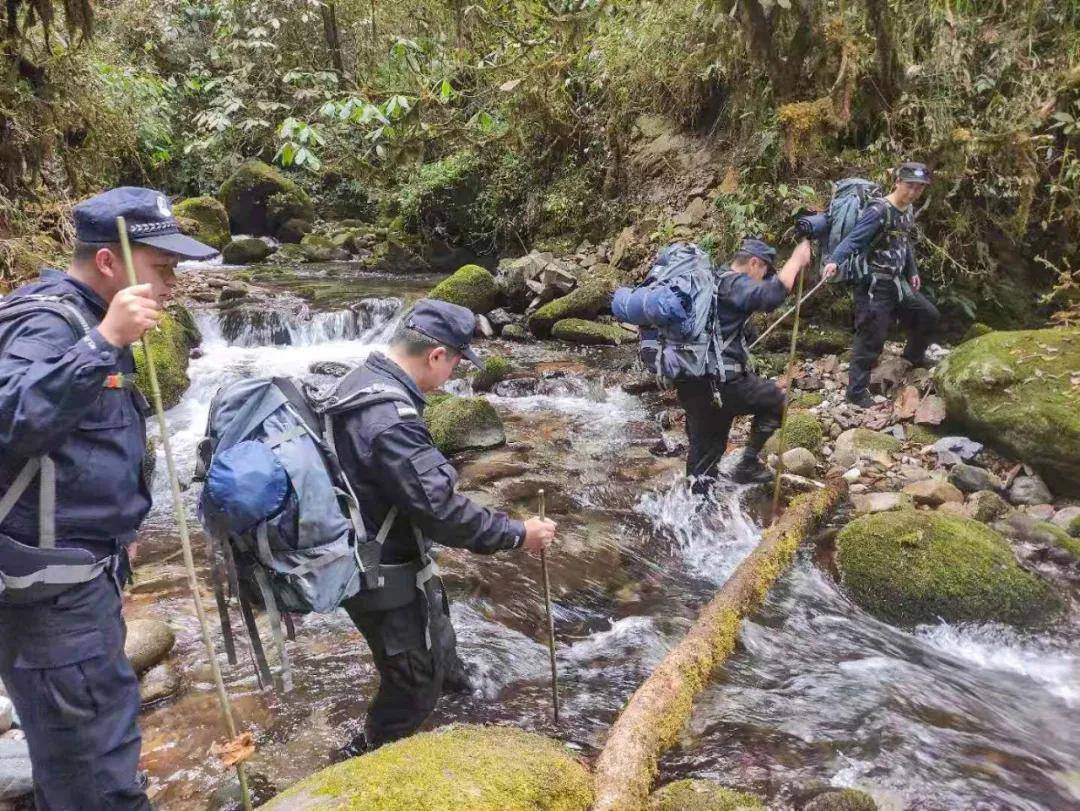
[748,273,829,352]
[116,219,254,811]
[537,490,560,724]
[770,267,807,525]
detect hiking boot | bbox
[330,732,370,764]
[847,390,875,409]
[730,455,773,485]
[443,658,479,695]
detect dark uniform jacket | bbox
[827,201,918,282]
[0,269,150,556]
[713,268,789,367]
[334,352,525,567]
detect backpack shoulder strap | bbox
[0,295,97,349]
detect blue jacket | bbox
[0,269,151,554]
[333,352,525,565]
[714,269,788,366]
[826,202,918,281]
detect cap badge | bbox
[156,194,172,218]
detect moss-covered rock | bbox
[222,237,272,265]
[766,410,824,453]
[791,391,824,409]
[426,395,506,454]
[934,328,1080,495]
[502,323,530,342]
[804,788,878,811]
[527,281,614,336]
[218,160,314,238]
[647,779,764,811]
[473,355,511,393]
[300,233,348,262]
[835,510,1062,626]
[551,318,632,345]
[967,490,1012,524]
[134,307,196,409]
[760,324,850,355]
[960,322,994,343]
[172,196,229,251]
[261,725,592,811]
[833,428,901,468]
[429,264,500,314]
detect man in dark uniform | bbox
[0,188,217,810]
[330,299,557,756]
[676,238,813,489]
[823,161,940,408]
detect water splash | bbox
[220,297,402,347]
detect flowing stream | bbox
[128,268,1080,810]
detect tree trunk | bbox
[591,481,848,811]
[864,0,902,105]
[320,1,345,77]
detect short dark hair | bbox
[390,324,459,358]
[731,251,755,267]
[72,240,120,264]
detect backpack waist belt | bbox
[868,271,905,302]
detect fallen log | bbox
[592,480,847,811]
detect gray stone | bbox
[903,478,965,507]
[931,435,984,465]
[967,490,1012,524]
[780,447,818,477]
[995,512,1073,548]
[948,462,999,494]
[1008,475,1053,506]
[0,737,32,801]
[501,324,529,342]
[140,661,181,705]
[486,308,521,331]
[834,428,901,469]
[222,237,272,265]
[852,492,911,514]
[1024,504,1056,522]
[1050,506,1080,534]
[124,620,177,676]
[899,464,932,484]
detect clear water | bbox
[132,269,1080,810]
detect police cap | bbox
[73,187,219,260]
[403,298,483,367]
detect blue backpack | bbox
[797,178,892,284]
[612,242,724,383]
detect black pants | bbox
[343,577,461,748]
[0,566,150,811]
[849,281,940,398]
[676,373,785,490]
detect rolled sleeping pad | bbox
[612,285,690,329]
[795,211,830,240]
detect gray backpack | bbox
[196,376,432,618]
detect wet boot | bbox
[443,655,478,696]
[330,731,371,764]
[731,450,773,485]
[847,389,875,409]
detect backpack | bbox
[195,375,421,617]
[612,242,726,384]
[822,177,894,284]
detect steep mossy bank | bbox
[836,510,1061,627]
[935,328,1080,495]
[260,725,592,811]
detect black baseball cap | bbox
[896,161,932,185]
[403,299,483,367]
[739,238,778,271]
[73,187,219,260]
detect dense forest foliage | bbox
[1,0,1078,325]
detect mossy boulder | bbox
[648,780,764,811]
[426,396,506,454]
[527,281,614,336]
[934,328,1080,495]
[300,234,348,262]
[551,318,632,345]
[835,510,1062,626]
[473,355,511,393]
[429,264,500,314]
[222,237,272,265]
[833,428,901,469]
[766,410,824,454]
[804,788,878,811]
[134,307,196,409]
[172,196,229,251]
[218,160,314,238]
[261,725,592,811]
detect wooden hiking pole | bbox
[538,490,560,724]
[770,266,807,526]
[117,219,254,811]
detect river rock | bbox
[1008,475,1053,506]
[219,159,314,238]
[429,264,500,314]
[300,234,348,262]
[551,319,632,346]
[173,196,229,251]
[425,396,505,454]
[124,619,177,676]
[0,697,11,735]
[486,308,521,333]
[852,492,911,515]
[935,327,1080,495]
[259,725,592,811]
[276,217,312,244]
[647,779,764,811]
[495,255,538,312]
[842,467,862,483]
[804,788,878,811]
[930,435,983,466]
[0,737,32,801]
[134,308,196,410]
[833,428,901,469]
[948,462,999,494]
[836,510,1062,626]
[472,355,510,393]
[1024,504,1056,522]
[222,237,272,265]
[502,323,529,342]
[781,447,818,477]
[967,490,1012,524]
[766,411,824,454]
[139,661,181,705]
[1050,506,1080,535]
[902,478,964,507]
[527,279,614,337]
[995,512,1080,559]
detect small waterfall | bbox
[219,297,402,347]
